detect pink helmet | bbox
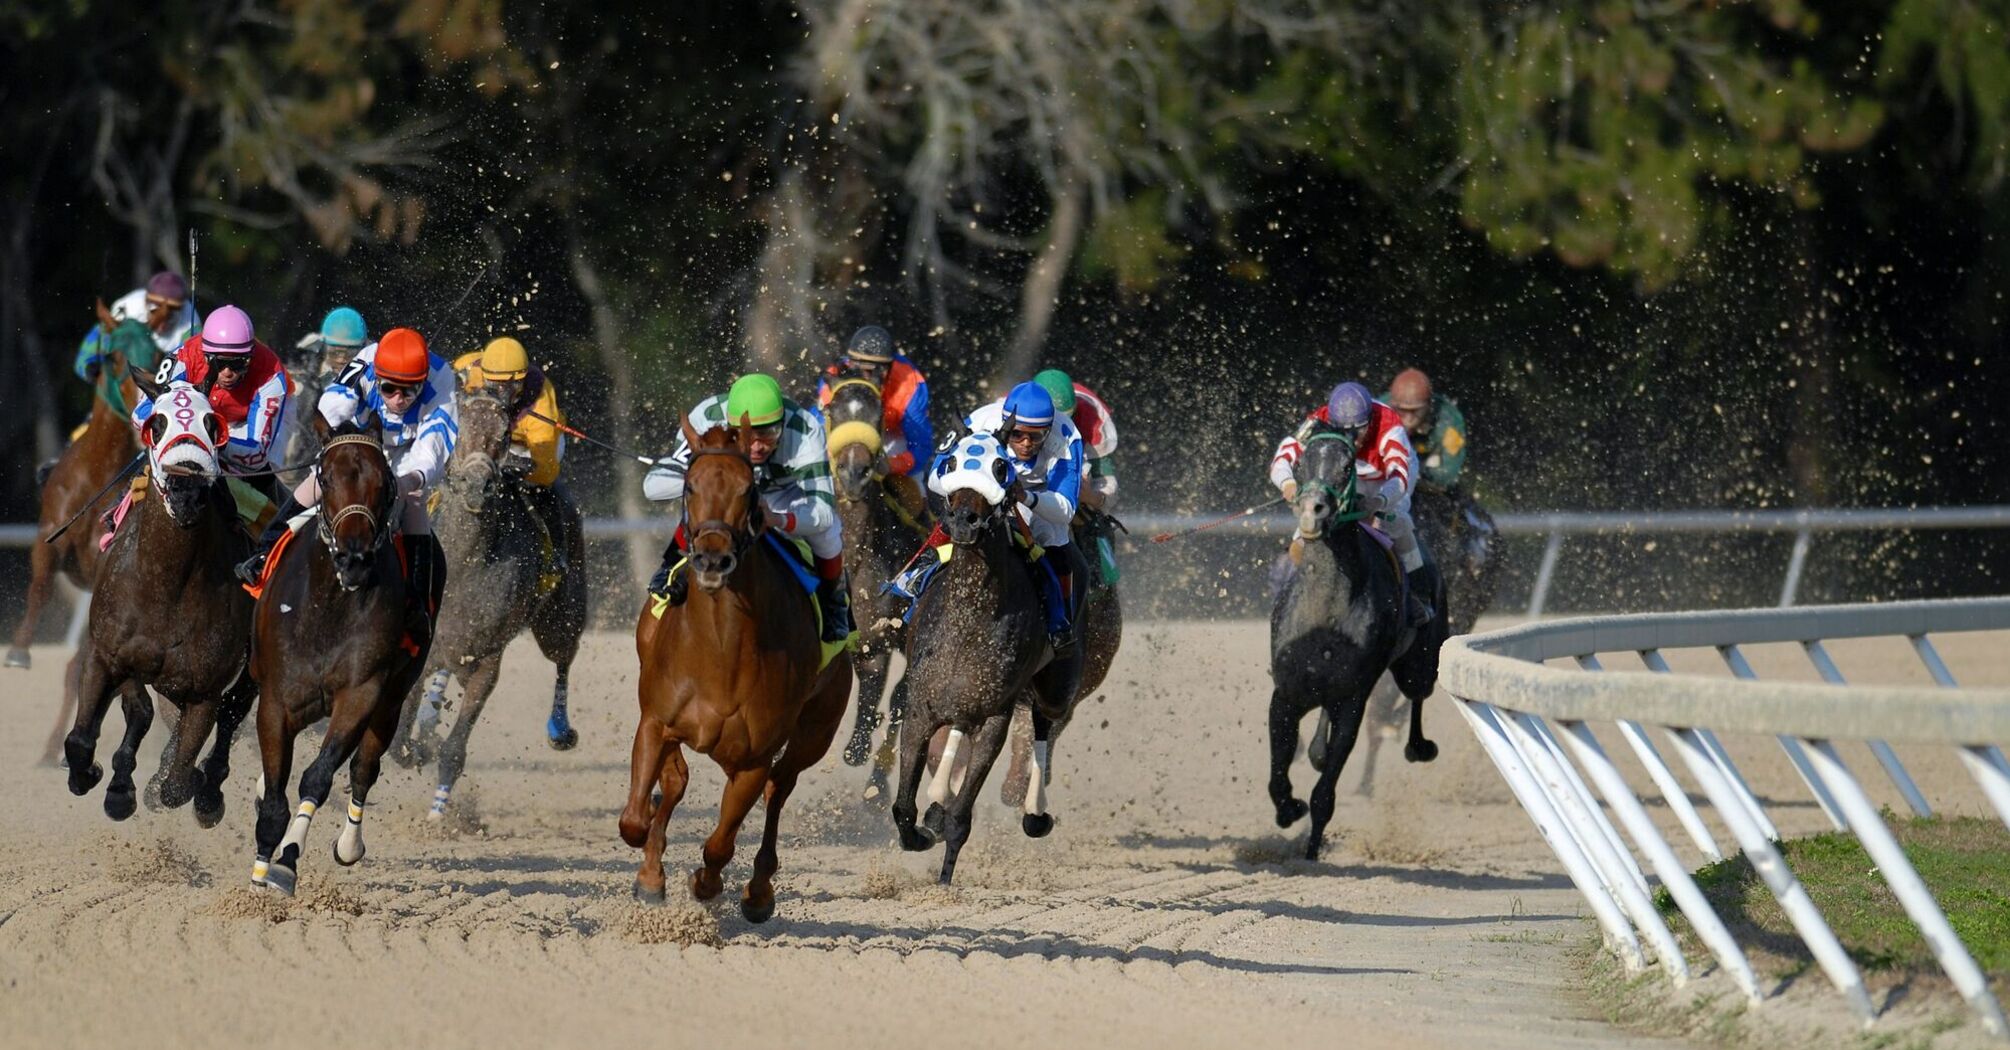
[201,304,255,355]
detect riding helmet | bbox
[145,272,188,306]
[374,327,431,384]
[726,373,786,427]
[1031,369,1077,414]
[846,325,895,364]
[320,306,368,349]
[480,336,530,381]
[1325,381,1372,431]
[1388,368,1432,412]
[200,305,256,356]
[1002,381,1056,428]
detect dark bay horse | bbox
[249,417,436,895]
[1268,433,1443,861]
[13,314,163,762]
[64,380,255,824]
[621,421,852,923]
[391,389,586,817]
[822,373,923,797]
[891,438,1083,884]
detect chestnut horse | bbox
[249,416,437,895]
[822,373,923,798]
[620,421,852,923]
[64,379,255,824]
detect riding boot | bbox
[1404,566,1435,628]
[815,577,854,643]
[647,537,687,605]
[404,534,440,649]
[236,491,304,585]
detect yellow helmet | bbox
[480,337,530,381]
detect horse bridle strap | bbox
[683,444,762,557]
[317,434,395,553]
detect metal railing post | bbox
[1803,640,1933,817]
[1960,746,2010,833]
[1454,700,1646,972]
[1664,726,1875,1024]
[1799,740,2010,1038]
[1779,526,1812,607]
[1516,708,1650,898]
[1527,527,1564,618]
[1712,645,1849,831]
[1575,653,1724,860]
[1557,720,1762,1004]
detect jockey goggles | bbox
[205,353,248,375]
[378,379,420,399]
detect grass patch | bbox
[1657,815,2010,977]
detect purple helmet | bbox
[201,304,256,356]
[1326,381,1372,430]
[145,271,187,305]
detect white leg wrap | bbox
[250,858,270,886]
[427,783,451,819]
[278,798,317,856]
[1025,741,1049,815]
[418,670,449,729]
[335,797,366,864]
[927,730,964,806]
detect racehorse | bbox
[1268,432,1443,861]
[821,372,923,798]
[391,388,586,816]
[890,436,1083,884]
[996,514,1123,808]
[63,379,255,825]
[1312,481,1504,793]
[12,311,163,761]
[620,420,852,923]
[248,415,438,895]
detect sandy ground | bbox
[3,617,2002,1049]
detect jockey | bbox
[450,336,572,555]
[1384,367,1468,492]
[925,381,1085,654]
[643,373,852,643]
[1031,369,1118,513]
[815,325,933,521]
[75,271,199,383]
[293,306,370,383]
[235,326,458,639]
[1268,381,1433,626]
[130,304,293,524]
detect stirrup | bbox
[1049,626,1076,657]
[235,552,268,587]
[1407,596,1433,628]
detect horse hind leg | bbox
[430,656,502,820]
[842,649,891,768]
[889,710,939,851]
[102,684,155,821]
[938,711,1011,885]
[544,664,577,751]
[692,765,768,903]
[864,675,909,803]
[251,691,297,889]
[921,727,967,840]
[6,533,58,667]
[1020,708,1056,838]
[394,667,449,769]
[531,588,584,751]
[744,667,847,922]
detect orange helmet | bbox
[374,327,430,384]
[1388,368,1432,411]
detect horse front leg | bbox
[194,677,257,828]
[939,711,1012,885]
[251,690,296,889]
[267,680,378,897]
[393,666,449,769]
[6,533,57,667]
[865,675,909,802]
[633,743,688,905]
[842,648,890,767]
[153,696,218,812]
[889,709,937,850]
[1267,690,1308,828]
[335,692,408,868]
[1305,698,1368,862]
[692,765,768,902]
[544,663,576,751]
[62,647,120,798]
[101,683,155,821]
[1020,708,1056,838]
[430,655,501,820]
[1404,689,1440,763]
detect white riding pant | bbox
[1359,477,1423,573]
[1016,503,1072,550]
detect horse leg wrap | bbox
[417,669,449,731]
[926,730,964,806]
[250,858,270,887]
[277,798,317,857]
[428,784,451,819]
[335,797,366,865]
[1024,741,1049,816]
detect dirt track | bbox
[0,618,1748,1049]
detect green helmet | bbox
[725,373,786,427]
[1032,368,1077,413]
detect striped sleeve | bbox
[777,404,835,534]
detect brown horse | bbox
[248,415,437,895]
[13,313,164,762]
[822,373,923,798]
[391,388,587,817]
[620,420,852,923]
[64,380,256,824]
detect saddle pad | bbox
[1360,520,1407,609]
[242,524,301,601]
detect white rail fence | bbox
[1442,597,2010,1037]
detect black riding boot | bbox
[404,534,441,648]
[1404,566,1435,628]
[235,492,304,585]
[647,539,687,605]
[816,576,854,644]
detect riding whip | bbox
[523,409,659,466]
[1147,496,1287,544]
[43,452,145,545]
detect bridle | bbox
[683,441,763,567]
[316,432,395,562]
[1295,432,1367,538]
[448,389,512,513]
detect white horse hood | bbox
[929,432,1012,506]
[145,381,223,482]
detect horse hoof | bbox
[1022,813,1054,838]
[690,868,723,902]
[999,772,1028,809]
[4,648,29,669]
[266,862,298,898]
[194,794,226,829]
[104,784,137,821]
[143,775,168,812]
[632,879,666,906]
[1303,836,1324,863]
[1405,739,1440,763]
[1275,798,1308,828]
[547,727,578,751]
[841,732,873,767]
[898,826,934,852]
[66,758,102,796]
[740,895,776,924]
[921,802,946,839]
[333,834,365,867]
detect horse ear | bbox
[734,412,752,453]
[95,297,115,333]
[129,357,164,400]
[311,410,334,444]
[679,415,701,451]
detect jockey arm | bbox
[509,379,565,486]
[1021,428,1083,527]
[1361,412,1417,509]
[769,412,837,536]
[1073,388,1119,508]
[640,401,707,503]
[1267,418,1317,495]
[395,405,457,494]
[884,368,933,476]
[220,368,290,472]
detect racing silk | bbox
[1400,392,1468,490]
[643,394,836,539]
[318,342,460,489]
[75,288,199,382]
[814,353,933,476]
[132,336,293,475]
[934,399,1084,539]
[451,351,567,487]
[1069,381,1119,502]
[1268,400,1415,499]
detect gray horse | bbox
[391,389,586,818]
[1268,432,1443,861]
